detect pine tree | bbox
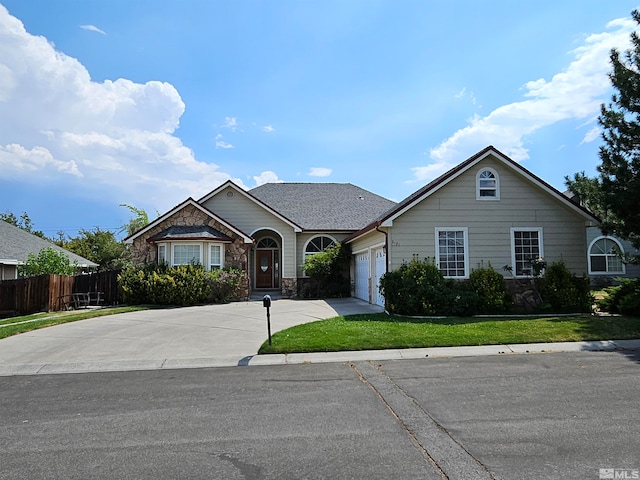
[598,9,640,248]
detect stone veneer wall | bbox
[130,204,251,273]
[281,278,297,298]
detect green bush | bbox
[301,242,350,298]
[208,268,246,303]
[538,261,593,313]
[379,258,458,315]
[118,264,246,306]
[597,278,640,316]
[468,263,512,314]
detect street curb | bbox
[1,340,639,376]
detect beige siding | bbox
[201,187,298,278]
[388,156,589,276]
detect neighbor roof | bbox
[0,220,98,268]
[249,183,396,230]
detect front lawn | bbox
[0,306,151,340]
[258,313,640,354]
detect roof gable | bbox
[199,180,303,232]
[124,198,253,244]
[347,146,599,242]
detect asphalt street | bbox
[1,351,639,480]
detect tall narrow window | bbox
[435,228,468,278]
[511,228,543,276]
[158,244,166,264]
[210,244,222,270]
[589,237,624,274]
[477,168,499,200]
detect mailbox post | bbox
[263,294,272,345]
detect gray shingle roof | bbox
[0,220,98,267]
[249,183,396,230]
[148,225,233,242]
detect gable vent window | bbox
[477,168,500,200]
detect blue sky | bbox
[0,1,638,239]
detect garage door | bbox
[374,248,386,307]
[354,252,369,302]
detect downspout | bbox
[375,223,388,310]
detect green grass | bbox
[0,306,151,340]
[258,313,640,354]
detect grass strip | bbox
[0,306,151,340]
[258,313,640,354]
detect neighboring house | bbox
[0,220,98,280]
[125,145,606,304]
[345,146,601,306]
[124,182,396,297]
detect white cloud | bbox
[308,167,332,177]
[222,116,238,132]
[80,24,106,35]
[215,133,234,149]
[0,5,237,210]
[581,126,601,144]
[262,125,275,133]
[253,171,281,186]
[414,15,635,182]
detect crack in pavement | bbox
[351,361,495,480]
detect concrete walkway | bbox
[1,298,639,376]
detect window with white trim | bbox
[477,168,499,200]
[435,228,469,278]
[172,244,201,266]
[511,228,543,277]
[210,244,223,270]
[589,236,624,274]
[158,244,167,264]
[304,236,335,258]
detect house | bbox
[124,182,396,297]
[125,145,604,304]
[345,146,601,306]
[0,220,98,280]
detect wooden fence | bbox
[0,270,121,316]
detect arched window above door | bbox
[257,238,278,248]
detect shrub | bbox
[597,278,640,316]
[538,261,593,313]
[301,242,350,298]
[18,247,77,277]
[208,268,246,303]
[379,258,453,315]
[468,263,512,314]
[118,264,246,306]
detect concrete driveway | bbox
[0,298,383,376]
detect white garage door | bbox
[354,252,369,302]
[374,248,386,307]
